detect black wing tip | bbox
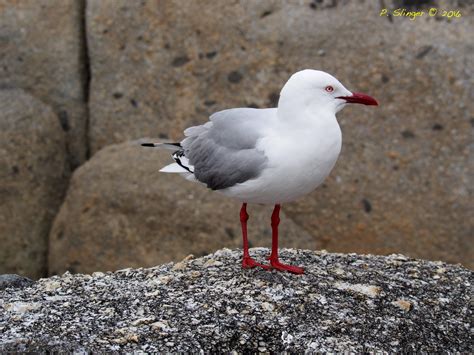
[141,143,156,147]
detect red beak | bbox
[337,92,378,106]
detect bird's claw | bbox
[242,256,305,274]
[269,259,305,274]
[242,257,271,270]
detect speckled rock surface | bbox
[86,0,473,268]
[48,141,313,275]
[0,89,69,279]
[1,248,471,352]
[0,275,34,291]
[0,0,88,168]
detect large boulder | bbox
[0,89,68,279]
[1,248,472,352]
[0,0,87,168]
[86,0,473,267]
[48,141,313,275]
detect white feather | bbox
[176,155,193,171]
[159,163,189,173]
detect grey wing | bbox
[181,108,273,190]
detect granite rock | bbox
[0,89,69,278]
[0,0,88,168]
[0,274,34,291]
[86,0,473,267]
[1,248,471,352]
[48,140,314,275]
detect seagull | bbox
[142,69,377,274]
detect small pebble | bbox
[392,299,413,312]
[172,262,187,271]
[203,259,223,268]
[131,317,156,326]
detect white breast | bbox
[221,114,342,204]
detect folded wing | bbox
[181,108,273,190]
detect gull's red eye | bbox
[325,85,334,93]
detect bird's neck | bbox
[277,94,337,122]
[277,100,338,131]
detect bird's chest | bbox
[258,120,342,198]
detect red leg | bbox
[240,203,270,270]
[269,204,305,274]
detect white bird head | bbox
[279,69,378,115]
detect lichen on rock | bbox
[1,248,471,352]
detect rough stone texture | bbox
[48,141,313,275]
[1,248,471,352]
[0,0,87,168]
[0,89,69,279]
[86,0,473,268]
[0,275,34,291]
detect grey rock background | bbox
[0,249,472,352]
[0,90,68,279]
[0,0,473,277]
[0,0,88,167]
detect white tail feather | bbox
[159,163,189,173]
